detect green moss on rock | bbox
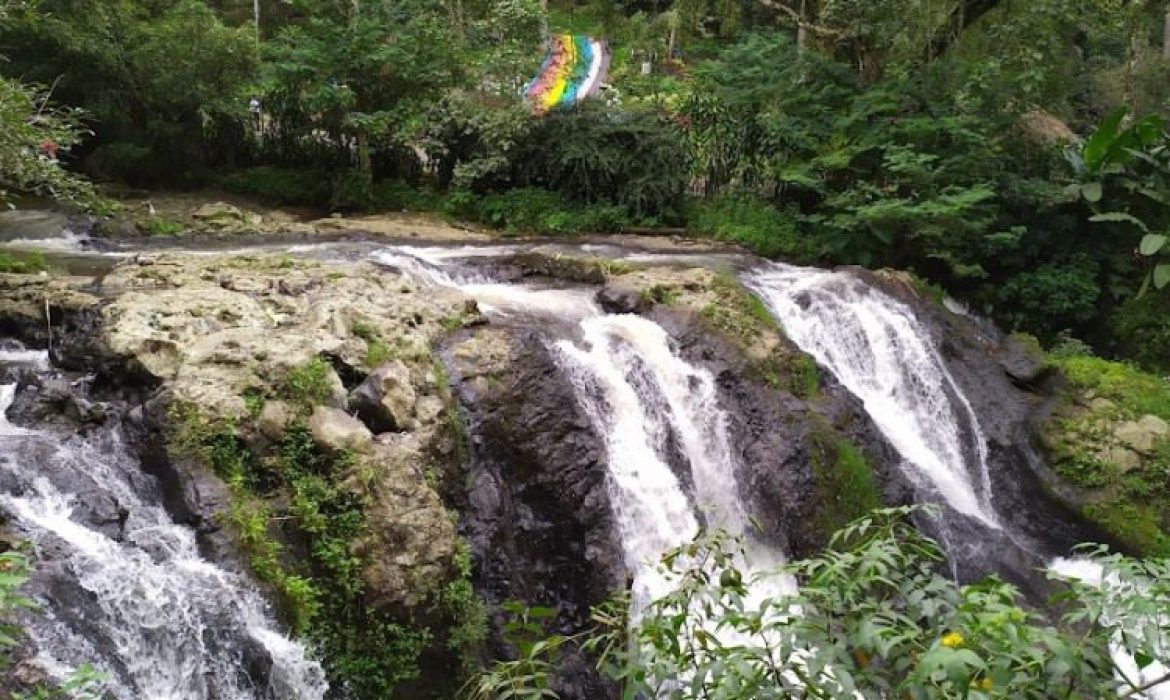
[807,422,882,541]
[1045,354,1170,556]
[167,395,483,698]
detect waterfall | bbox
[555,314,793,612]
[376,246,794,616]
[745,264,998,528]
[746,262,1170,700]
[0,357,327,699]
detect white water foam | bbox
[0,383,327,699]
[746,263,998,527]
[554,314,795,613]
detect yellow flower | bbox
[941,631,965,648]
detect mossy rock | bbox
[1044,353,1170,556]
[503,251,639,284]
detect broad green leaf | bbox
[1083,107,1128,171]
[1154,263,1170,289]
[1139,234,1167,256]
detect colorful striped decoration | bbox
[523,34,610,115]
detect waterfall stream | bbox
[3,221,1167,698]
[746,263,997,528]
[745,262,1170,699]
[375,248,795,619]
[0,351,327,700]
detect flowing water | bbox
[4,218,1167,697]
[746,263,998,527]
[376,248,795,618]
[745,262,1170,699]
[0,351,327,699]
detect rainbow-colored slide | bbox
[523,34,610,115]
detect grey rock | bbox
[348,360,417,433]
[258,400,293,441]
[308,406,373,453]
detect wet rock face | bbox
[855,269,1108,587]
[649,307,911,560]
[445,326,623,698]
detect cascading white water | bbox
[0,371,326,699]
[745,264,998,528]
[554,314,795,614]
[376,246,795,616]
[747,262,1170,699]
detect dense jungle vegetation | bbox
[2,0,1170,368]
[3,2,1170,699]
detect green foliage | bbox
[351,320,392,369]
[221,167,331,207]
[486,508,1170,700]
[170,392,484,697]
[436,542,488,673]
[1068,107,1170,297]
[444,187,630,235]
[142,216,187,237]
[0,74,95,207]
[509,104,689,221]
[0,251,48,274]
[279,357,335,408]
[2,0,259,180]
[461,602,565,700]
[689,193,814,260]
[1111,292,1170,374]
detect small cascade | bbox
[379,245,795,617]
[746,264,998,528]
[554,314,794,613]
[0,357,326,699]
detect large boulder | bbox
[308,406,372,453]
[97,254,468,417]
[354,439,458,611]
[348,360,417,433]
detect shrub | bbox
[84,142,156,185]
[0,251,48,274]
[220,166,331,207]
[279,357,336,408]
[689,193,817,261]
[474,508,1170,700]
[1111,292,1170,374]
[513,103,688,220]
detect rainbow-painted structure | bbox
[523,34,610,115]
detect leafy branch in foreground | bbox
[0,550,106,699]
[467,507,1170,700]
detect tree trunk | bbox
[1163,3,1170,60]
[926,0,1001,60]
[797,0,808,53]
[253,0,261,40]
